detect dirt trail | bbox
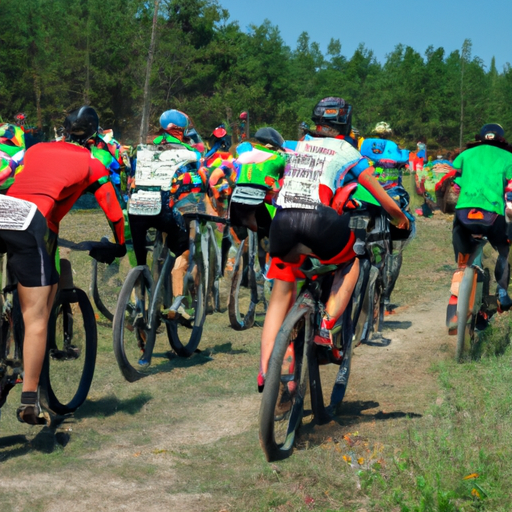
[303,286,453,447]
[1,211,460,511]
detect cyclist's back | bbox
[259,97,409,392]
[447,124,512,329]
[128,110,201,264]
[7,141,122,236]
[229,128,287,237]
[1,106,125,425]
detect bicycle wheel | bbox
[228,230,258,330]
[207,223,222,313]
[40,287,97,415]
[259,300,313,462]
[112,265,154,382]
[456,266,477,362]
[0,290,24,406]
[166,220,206,357]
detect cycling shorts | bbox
[452,209,509,258]
[267,206,356,282]
[128,191,189,266]
[0,209,59,287]
[229,200,272,238]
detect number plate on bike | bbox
[128,189,162,216]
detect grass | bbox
[1,198,512,511]
[359,345,512,511]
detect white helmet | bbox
[373,121,392,135]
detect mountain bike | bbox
[258,211,374,462]
[112,214,221,382]
[455,236,498,362]
[0,247,98,419]
[352,210,390,343]
[228,228,271,330]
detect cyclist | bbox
[358,126,415,315]
[446,123,512,333]
[2,105,126,424]
[0,123,26,191]
[226,128,288,273]
[258,97,410,391]
[128,109,206,304]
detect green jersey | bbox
[453,144,512,215]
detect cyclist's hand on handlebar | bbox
[89,241,126,265]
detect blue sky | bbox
[218,0,511,71]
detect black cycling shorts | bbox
[0,209,59,287]
[269,206,353,262]
[128,192,189,266]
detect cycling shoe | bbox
[16,392,49,426]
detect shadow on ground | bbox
[384,320,413,330]
[0,428,71,463]
[298,400,422,449]
[74,393,152,419]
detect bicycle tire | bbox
[456,266,476,362]
[166,255,206,357]
[166,220,206,357]
[0,290,24,402]
[259,300,313,462]
[228,230,258,330]
[90,259,114,322]
[206,223,222,313]
[113,265,154,382]
[40,287,97,415]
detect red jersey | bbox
[7,141,125,243]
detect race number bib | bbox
[0,195,38,230]
[276,138,360,209]
[135,145,199,191]
[127,189,162,216]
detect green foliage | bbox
[1,3,511,148]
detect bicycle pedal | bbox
[50,347,80,361]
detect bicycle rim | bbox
[259,301,312,462]
[207,223,222,313]
[113,266,154,381]
[41,288,97,414]
[228,231,258,330]
[167,257,206,357]
[456,267,476,362]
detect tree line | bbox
[1,0,511,151]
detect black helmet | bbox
[64,106,99,145]
[311,97,352,136]
[479,123,505,140]
[254,127,285,150]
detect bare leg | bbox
[260,279,295,375]
[172,251,189,297]
[18,282,58,393]
[324,259,360,321]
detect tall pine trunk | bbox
[139,0,160,144]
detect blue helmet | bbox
[159,109,189,132]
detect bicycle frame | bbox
[132,216,218,365]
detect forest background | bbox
[2,0,511,151]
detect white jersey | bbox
[134,144,199,191]
[128,144,200,216]
[276,138,362,210]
